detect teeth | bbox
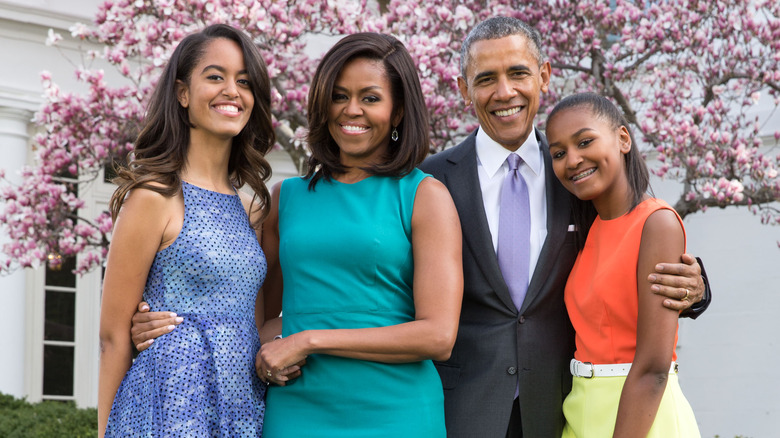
[572,168,596,181]
[494,107,520,117]
[215,105,239,114]
[342,125,368,132]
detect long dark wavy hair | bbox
[547,92,651,249]
[305,32,430,189]
[109,24,274,227]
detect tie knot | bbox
[507,153,522,170]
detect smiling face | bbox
[458,34,551,151]
[546,106,632,211]
[328,57,401,168]
[176,37,254,146]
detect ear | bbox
[539,61,552,94]
[175,79,189,108]
[392,107,404,128]
[618,125,632,154]
[457,76,471,106]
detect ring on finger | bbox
[683,288,690,300]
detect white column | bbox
[0,106,33,398]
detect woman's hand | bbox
[130,301,183,351]
[255,334,307,386]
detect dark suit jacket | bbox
[419,129,577,437]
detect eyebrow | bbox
[200,65,248,75]
[332,84,384,93]
[472,64,531,83]
[548,127,595,148]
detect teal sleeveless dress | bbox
[262,169,446,437]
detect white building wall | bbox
[0,105,34,398]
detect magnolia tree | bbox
[1,0,778,274]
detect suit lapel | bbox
[520,130,572,313]
[444,133,517,312]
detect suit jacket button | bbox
[507,366,517,375]
[518,315,525,324]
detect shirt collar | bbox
[475,127,542,179]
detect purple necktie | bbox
[498,153,530,312]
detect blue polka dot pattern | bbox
[106,181,267,437]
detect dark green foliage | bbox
[0,392,96,437]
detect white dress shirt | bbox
[476,128,548,283]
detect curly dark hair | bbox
[109,23,274,227]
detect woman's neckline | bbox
[597,197,653,222]
[331,174,378,185]
[182,180,237,196]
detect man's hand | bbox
[130,301,183,351]
[649,253,704,311]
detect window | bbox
[42,256,77,400]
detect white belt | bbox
[570,359,678,378]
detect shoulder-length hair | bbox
[305,32,429,189]
[109,23,274,227]
[547,92,650,249]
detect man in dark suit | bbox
[418,17,709,438]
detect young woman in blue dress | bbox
[98,24,274,437]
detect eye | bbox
[474,76,493,86]
[362,95,380,103]
[551,149,565,160]
[206,74,224,81]
[332,93,348,102]
[578,138,593,148]
[237,78,252,88]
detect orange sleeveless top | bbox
[565,198,686,364]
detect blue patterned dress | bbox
[106,182,267,437]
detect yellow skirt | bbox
[561,374,700,438]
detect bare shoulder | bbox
[116,185,182,250]
[412,176,458,224]
[271,180,283,197]
[640,208,684,259]
[643,208,683,240]
[415,176,452,202]
[121,185,176,214]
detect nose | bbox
[494,75,518,101]
[566,149,582,169]
[222,81,239,98]
[344,98,362,116]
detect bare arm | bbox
[255,177,463,377]
[260,182,283,323]
[98,189,175,437]
[613,209,684,438]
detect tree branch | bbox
[673,186,780,219]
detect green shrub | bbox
[0,392,96,437]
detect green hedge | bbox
[0,392,96,437]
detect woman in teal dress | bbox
[255,33,463,437]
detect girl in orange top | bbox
[546,93,700,437]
